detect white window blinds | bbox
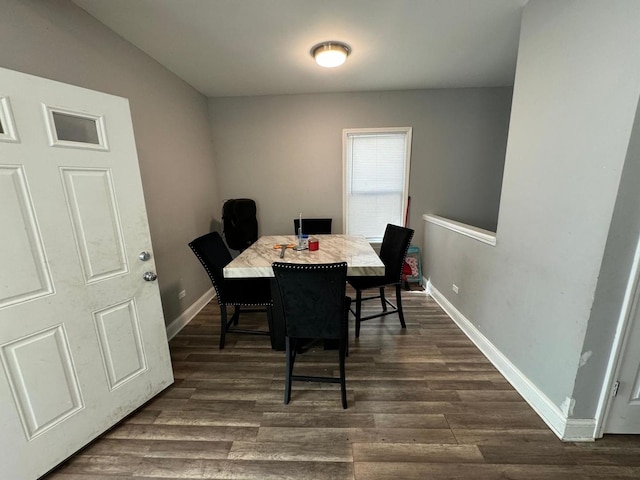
[343,127,412,242]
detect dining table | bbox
[223,234,385,350]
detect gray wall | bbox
[209,88,511,249]
[1,0,511,328]
[424,0,640,417]
[0,0,219,324]
[572,96,640,418]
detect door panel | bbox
[1,325,83,440]
[0,67,173,479]
[93,299,147,389]
[60,167,128,282]
[0,165,54,307]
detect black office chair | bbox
[189,231,273,349]
[347,224,414,338]
[272,262,351,408]
[293,218,332,235]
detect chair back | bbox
[272,262,347,339]
[379,224,414,284]
[188,231,233,301]
[293,218,332,235]
[223,198,258,251]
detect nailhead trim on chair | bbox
[272,262,346,271]
[188,245,272,307]
[394,229,414,283]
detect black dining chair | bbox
[293,218,332,235]
[189,231,273,349]
[347,224,414,338]
[272,262,351,408]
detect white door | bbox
[0,67,173,479]
[604,263,640,434]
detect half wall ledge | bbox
[423,214,497,246]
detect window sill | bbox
[423,214,497,246]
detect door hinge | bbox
[612,381,620,397]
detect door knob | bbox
[143,271,158,282]
[138,251,151,261]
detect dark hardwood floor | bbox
[44,287,640,479]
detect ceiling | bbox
[72,0,527,98]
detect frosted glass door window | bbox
[52,112,100,144]
[43,106,108,151]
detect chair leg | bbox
[395,283,406,329]
[380,287,387,311]
[343,298,351,358]
[355,290,362,338]
[232,305,240,326]
[339,338,347,409]
[219,305,228,349]
[345,329,349,358]
[284,337,293,404]
[266,304,276,349]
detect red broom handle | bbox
[404,196,411,227]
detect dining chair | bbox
[293,218,332,235]
[272,261,351,408]
[347,224,414,338]
[189,231,273,349]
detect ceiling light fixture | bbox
[311,41,351,68]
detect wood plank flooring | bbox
[44,288,640,479]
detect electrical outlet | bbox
[452,284,459,294]
[178,289,186,300]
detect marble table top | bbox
[223,234,385,278]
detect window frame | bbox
[0,96,20,143]
[342,126,412,243]
[42,104,109,151]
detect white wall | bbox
[209,88,512,250]
[0,0,220,324]
[424,0,640,435]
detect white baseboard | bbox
[426,281,596,441]
[563,419,597,442]
[165,287,215,340]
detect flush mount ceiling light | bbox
[311,41,351,68]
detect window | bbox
[52,112,100,144]
[343,127,412,242]
[43,105,109,151]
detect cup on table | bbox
[308,238,319,251]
